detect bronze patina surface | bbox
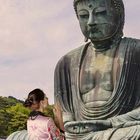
[54,0,140,139]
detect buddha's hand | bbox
[123,121,140,127]
[64,120,112,134]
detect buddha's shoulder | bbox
[55,43,88,69]
[123,37,140,47]
[133,38,140,48]
[65,43,87,58]
[57,43,88,64]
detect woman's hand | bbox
[53,102,64,131]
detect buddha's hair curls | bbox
[73,0,124,16]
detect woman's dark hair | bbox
[24,88,45,107]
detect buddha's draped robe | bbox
[54,37,140,140]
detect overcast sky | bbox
[0,0,140,104]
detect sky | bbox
[0,0,140,104]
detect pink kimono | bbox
[27,115,63,140]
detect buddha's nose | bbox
[87,14,97,27]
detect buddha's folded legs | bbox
[109,125,140,140]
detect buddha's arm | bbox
[53,102,65,131]
[109,107,140,128]
[54,57,76,131]
[110,57,140,129]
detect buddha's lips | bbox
[88,27,99,32]
[88,23,110,32]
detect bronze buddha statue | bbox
[54,0,140,139]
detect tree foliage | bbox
[6,103,30,134]
[44,105,54,119]
[0,96,30,137]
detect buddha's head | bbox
[74,0,124,43]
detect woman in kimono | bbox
[24,88,64,140]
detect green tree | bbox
[6,103,30,134]
[44,105,54,118]
[0,109,9,136]
[0,96,18,109]
[0,96,20,136]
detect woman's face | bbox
[30,97,49,111]
[30,102,40,111]
[43,97,49,108]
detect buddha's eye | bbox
[95,7,107,16]
[95,11,106,16]
[79,14,89,19]
[78,10,89,19]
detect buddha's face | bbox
[76,0,120,42]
